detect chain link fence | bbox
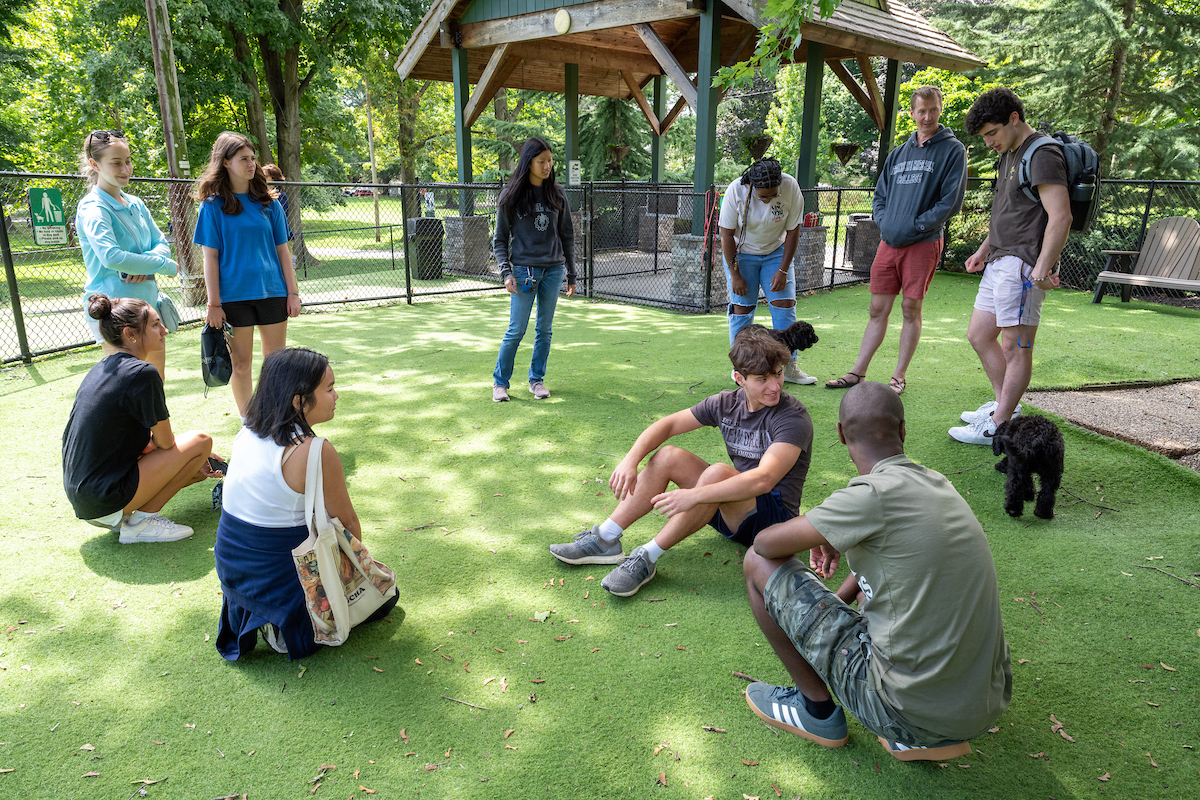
[2,172,1198,363]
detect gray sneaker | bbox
[118,513,193,544]
[600,545,656,596]
[529,380,550,399]
[549,525,625,565]
[492,385,510,403]
[745,682,849,748]
[783,361,818,385]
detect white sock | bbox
[642,540,666,563]
[596,519,624,543]
[126,510,152,526]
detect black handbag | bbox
[200,323,233,389]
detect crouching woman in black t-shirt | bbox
[62,295,219,543]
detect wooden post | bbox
[365,76,381,241]
[877,58,901,181]
[797,43,825,213]
[650,75,665,184]
[144,0,202,304]
[452,46,474,215]
[692,1,721,235]
[565,63,579,185]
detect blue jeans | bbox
[724,244,797,346]
[493,264,566,388]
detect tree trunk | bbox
[492,88,526,177]
[1096,0,1134,162]
[231,25,275,164]
[257,0,315,271]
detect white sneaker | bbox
[118,513,194,544]
[783,361,818,385]
[960,401,1022,424]
[948,415,999,445]
[260,624,288,654]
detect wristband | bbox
[206,303,221,308]
[288,292,300,296]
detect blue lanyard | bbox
[1017,271,1034,349]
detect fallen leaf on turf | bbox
[373,667,384,673]
[445,748,452,758]
[516,639,528,644]
[743,795,759,800]
[1161,662,1178,672]
[657,773,667,786]
[1028,752,1045,759]
[959,764,971,768]
[531,611,550,622]
[204,634,210,642]
[653,745,664,755]
[553,636,572,642]
[81,771,100,778]
[936,763,949,768]
[359,786,375,793]
[297,664,307,678]
[1098,773,1110,781]
[0,768,13,773]
[1018,659,1031,664]
[463,663,470,672]
[771,784,782,797]
[876,761,881,772]
[414,659,423,666]
[79,744,95,751]
[353,769,360,779]
[494,647,505,653]
[741,759,759,766]
[591,647,600,653]
[676,646,686,651]
[585,576,595,581]
[184,724,195,729]
[399,729,408,744]
[1140,664,1156,669]
[424,764,438,771]
[988,726,1000,733]
[702,726,726,733]
[584,591,589,599]
[505,745,518,750]
[130,777,166,787]
[1146,701,1160,707]
[404,752,416,756]
[1130,679,1146,683]
[501,678,509,693]
[532,677,546,683]
[440,654,453,661]
[504,729,515,739]
[1146,753,1159,767]
[566,619,579,623]
[153,741,163,745]
[484,677,496,686]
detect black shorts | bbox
[708,490,796,547]
[222,296,288,328]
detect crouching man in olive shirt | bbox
[743,382,1011,757]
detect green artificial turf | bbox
[1,271,1198,799]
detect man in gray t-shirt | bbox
[549,326,813,597]
[743,382,1010,757]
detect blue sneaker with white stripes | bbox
[745,682,848,748]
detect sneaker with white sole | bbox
[745,682,849,748]
[549,525,626,565]
[600,545,656,596]
[783,361,818,385]
[118,513,194,543]
[960,400,1022,424]
[948,414,999,445]
[260,623,289,655]
[492,385,510,402]
[529,381,550,399]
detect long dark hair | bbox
[194,131,277,216]
[497,136,565,218]
[245,347,330,446]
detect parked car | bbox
[353,188,375,197]
[340,187,355,197]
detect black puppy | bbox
[764,321,819,353]
[992,416,1064,520]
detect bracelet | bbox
[206,303,221,308]
[776,267,789,274]
[288,292,300,297]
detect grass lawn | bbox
[1,272,1198,799]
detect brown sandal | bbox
[889,377,906,395]
[825,372,864,389]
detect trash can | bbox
[408,217,444,280]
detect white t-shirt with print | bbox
[717,174,804,256]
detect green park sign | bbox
[28,187,68,246]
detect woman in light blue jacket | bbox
[76,130,177,377]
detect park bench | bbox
[1092,216,1200,303]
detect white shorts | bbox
[974,255,1044,328]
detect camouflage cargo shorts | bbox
[762,560,950,747]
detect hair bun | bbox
[86,293,113,320]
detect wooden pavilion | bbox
[395,0,984,232]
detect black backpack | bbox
[1017,132,1101,232]
[200,323,233,389]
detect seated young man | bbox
[742,382,1011,754]
[550,326,813,597]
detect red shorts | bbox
[869,239,943,299]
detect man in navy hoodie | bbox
[827,86,967,396]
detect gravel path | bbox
[1025,381,1200,471]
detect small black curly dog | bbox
[762,321,819,353]
[992,416,1064,520]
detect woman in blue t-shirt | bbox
[75,130,178,378]
[194,131,301,416]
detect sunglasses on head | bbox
[87,130,126,160]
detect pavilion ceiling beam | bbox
[633,22,698,111]
[510,40,661,76]
[826,58,883,130]
[856,53,886,131]
[720,0,762,28]
[458,0,698,50]
[621,69,661,136]
[659,95,688,135]
[463,43,520,129]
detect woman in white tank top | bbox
[213,347,397,660]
